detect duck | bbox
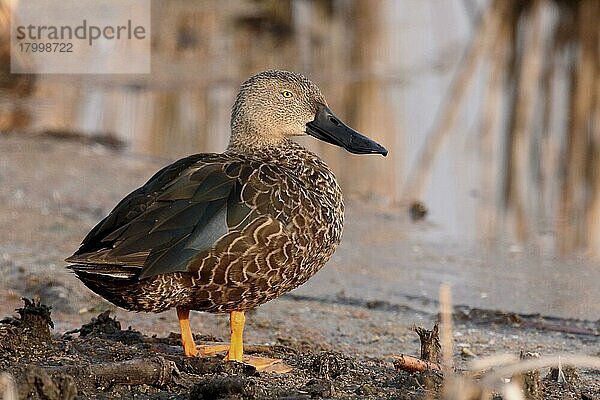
[66,69,387,369]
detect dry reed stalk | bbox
[404,0,503,202]
[343,0,396,200]
[439,284,454,373]
[538,36,559,250]
[559,0,600,253]
[477,0,511,243]
[585,25,600,256]
[438,283,456,398]
[150,93,177,157]
[505,0,545,243]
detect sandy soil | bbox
[0,135,598,399]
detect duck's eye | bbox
[281,90,293,98]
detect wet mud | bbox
[1,298,598,399]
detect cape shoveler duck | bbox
[66,70,387,369]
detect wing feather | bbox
[67,153,294,280]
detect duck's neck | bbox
[228,112,290,150]
[227,129,298,157]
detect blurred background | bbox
[0,0,599,322]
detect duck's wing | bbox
[66,154,293,279]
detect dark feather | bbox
[66,153,290,281]
[72,154,206,255]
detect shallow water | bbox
[297,205,600,321]
[0,135,598,324]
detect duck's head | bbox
[229,69,387,156]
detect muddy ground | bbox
[0,135,598,399]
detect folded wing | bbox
[66,154,292,279]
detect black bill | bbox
[306,104,388,156]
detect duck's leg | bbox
[224,310,245,362]
[177,306,198,357]
[222,310,292,373]
[195,311,246,360]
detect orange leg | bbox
[177,306,198,357]
[224,310,245,362]
[221,310,290,372]
[180,308,291,372]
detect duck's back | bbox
[67,141,344,313]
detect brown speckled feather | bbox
[66,140,343,313]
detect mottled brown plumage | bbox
[66,70,386,362]
[67,142,342,313]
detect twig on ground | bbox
[393,354,442,373]
[47,356,179,388]
[90,356,178,387]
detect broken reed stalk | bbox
[416,324,441,364]
[393,325,442,374]
[393,325,444,399]
[404,0,502,201]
